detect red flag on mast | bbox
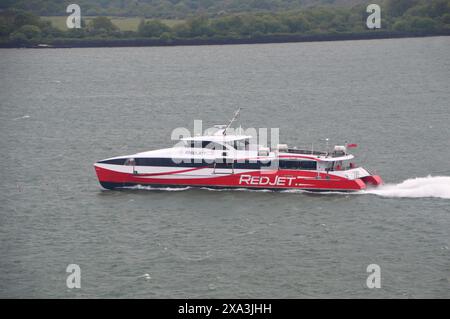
[347,143,358,148]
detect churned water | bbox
[0,37,449,298]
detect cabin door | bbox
[124,158,138,175]
[213,160,234,174]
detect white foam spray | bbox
[13,115,30,120]
[362,176,450,199]
[119,176,450,199]
[122,185,191,191]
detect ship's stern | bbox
[361,175,383,187]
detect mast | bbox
[223,107,241,136]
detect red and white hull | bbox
[94,114,383,192]
[94,164,382,191]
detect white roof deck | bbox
[181,134,252,142]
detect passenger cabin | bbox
[99,132,356,173]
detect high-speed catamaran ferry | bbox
[94,110,382,191]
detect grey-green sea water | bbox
[0,36,449,298]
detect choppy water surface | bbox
[0,37,449,298]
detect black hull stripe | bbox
[99,181,355,192]
[98,158,317,170]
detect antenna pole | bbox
[223,107,241,135]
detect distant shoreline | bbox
[1,31,449,49]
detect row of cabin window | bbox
[101,158,317,170]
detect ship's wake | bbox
[361,176,450,199]
[119,176,450,199]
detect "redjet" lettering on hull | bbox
[239,174,296,187]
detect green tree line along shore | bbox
[0,0,371,18]
[1,0,449,47]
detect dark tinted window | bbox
[100,158,316,170]
[279,160,317,170]
[214,162,233,169]
[98,158,127,165]
[234,160,261,170]
[201,141,225,149]
[135,158,206,167]
[147,158,272,169]
[185,141,225,149]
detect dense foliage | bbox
[1,0,368,18]
[0,0,449,46]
